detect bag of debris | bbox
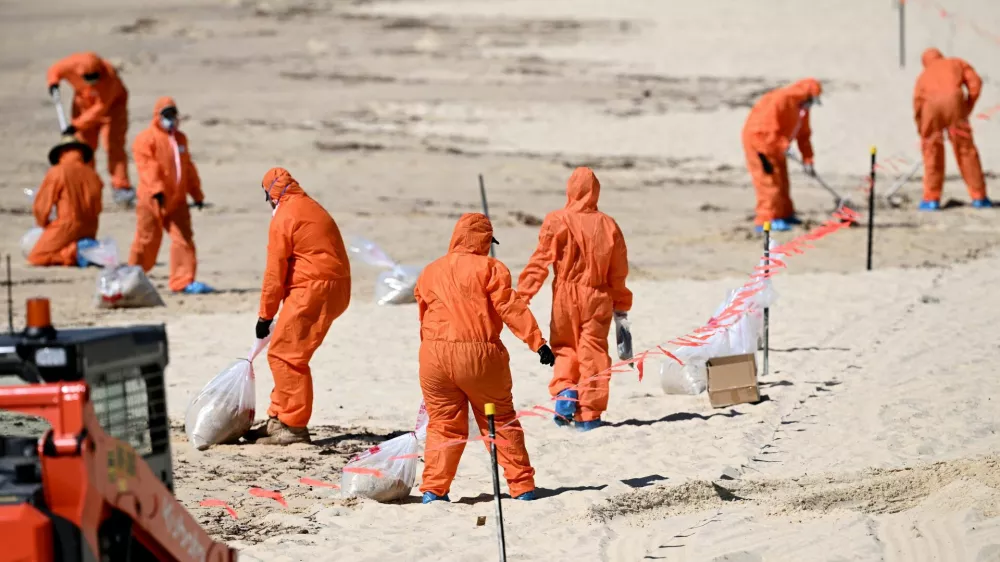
[346,236,421,306]
[81,239,165,309]
[659,351,709,395]
[341,403,428,502]
[185,332,271,451]
[20,227,43,258]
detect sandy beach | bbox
[2,0,1000,559]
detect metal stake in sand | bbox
[485,402,507,562]
[478,174,496,258]
[867,147,877,271]
[51,89,69,132]
[898,0,906,68]
[762,223,770,377]
[6,255,13,335]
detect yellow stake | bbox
[871,145,877,155]
[485,403,496,416]
[763,221,771,232]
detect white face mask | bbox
[160,117,177,131]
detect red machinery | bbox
[0,298,236,562]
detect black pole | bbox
[899,0,905,68]
[867,147,877,271]
[6,255,13,335]
[762,225,770,376]
[479,174,495,258]
[485,403,507,562]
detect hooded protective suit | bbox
[46,52,131,190]
[416,213,544,499]
[741,78,823,225]
[517,168,632,423]
[127,97,205,292]
[28,147,103,267]
[259,168,351,429]
[914,48,987,202]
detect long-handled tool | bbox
[51,88,69,133]
[884,160,922,205]
[762,224,770,376]
[485,403,507,562]
[786,151,852,209]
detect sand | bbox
[2,0,1000,560]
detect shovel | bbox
[51,88,69,133]
[786,151,853,210]
[884,160,922,206]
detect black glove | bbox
[255,318,273,339]
[152,192,165,207]
[48,84,59,96]
[537,344,555,367]
[757,152,774,175]
[62,125,76,136]
[194,200,204,211]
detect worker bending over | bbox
[27,135,102,267]
[741,78,823,231]
[46,52,134,205]
[248,168,352,445]
[914,48,991,210]
[517,167,632,432]
[416,213,555,503]
[128,97,212,294]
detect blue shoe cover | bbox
[515,490,537,501]
[181,281,214,294]
[575,419,603,432]
[422,492,450,504]
[554,389,578,426]
[783,215,803,225]
[76,238,98,267]
[918,200,941,211]
[754,218,792,233]
[972,198,993,209]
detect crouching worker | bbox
[415,213,555,503]
[247,167,352,445]
[27,134,102,267]
[128,97,213,294]
[518,167,632,432]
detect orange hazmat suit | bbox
[517,168,632,423]
[741,79,822,225]
[258,168,351,429]
[913,48,988,203]
[28,140,103,267]
[416,213,545,499]
[46,52,131,190]
[128,97,205,292]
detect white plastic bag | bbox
[660,360,708,395]
[347,236,422,306]
[83,239,165,309]
[185,334,271,451]
[375,265,421,306]
[20,227,42,258]
[341,403,428,502]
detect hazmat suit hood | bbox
[152,96,178,130]
[261,167,305,206]
[922,48,944,68]
[565,167,600,212]
[448,213,495,256]
[73,52,102,76]
[786,78,822,106]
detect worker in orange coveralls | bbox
[741,78,823,231]
[517,167,632,432]
[416,213,555,503]
[127,97,213,294]
[247,167,352,446]
[46,52,134,206]
[27,135,103,267]
[914,48,991,210]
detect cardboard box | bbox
[707,353,760,408]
